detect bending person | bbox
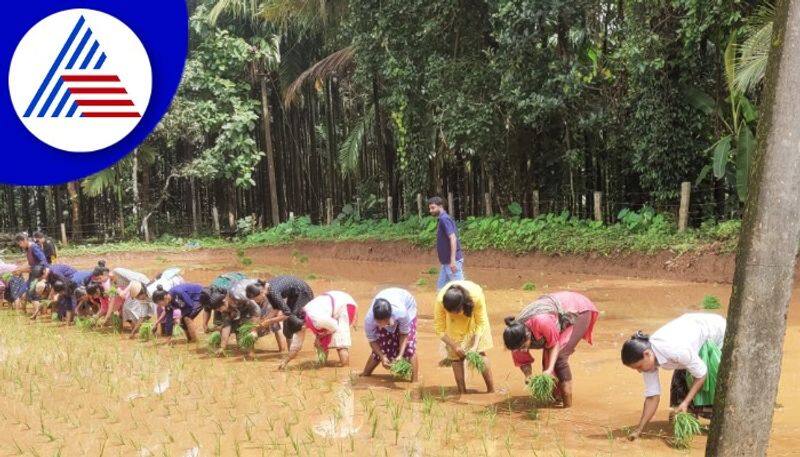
[502,291,599,407]
[621,313,726,441]
[361,288,419,382]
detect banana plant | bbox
[687,39,758,202]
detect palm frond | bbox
[81,166,120,197]
[283,46,355,106]
[208,0,262,25]
[338,106,374,176]
[733,2,775,94]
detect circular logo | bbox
[9,9,152,153]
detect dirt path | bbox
[0,243,796,456]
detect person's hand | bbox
[454,347,466,359]
[673,402,689,414]
[449,261,457,273]
[215,348,226,358]
[627,429,641,441]
[278,360,289,371]
[543,368,557,380]
[381,356,392,369]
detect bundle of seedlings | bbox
[390,359,413,381]
[172,324,186,340]
[110,314,123,332]
[50,312,60,322]
[701,295,721,310]
[465,351,486,372]
[207,331,222,350]
[526,374,556,404]
[138,322,155,341]
[75,316,96,332]
[237,322,258,350]
[316,347,328,366]
[672,412,701,449]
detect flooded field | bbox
[0,244,797,456]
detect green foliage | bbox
[75,317,96,332]
[316,347,327,366]
[672,412,701,449]
[414,278,427,287]
[465,351,486,373]
[138,323,155,342]
[110,314,123,333]
[390,359,413,381]
[50,312,60,322]
[237,322,258,350]
[208,331,222,350]
[526,375,556,404]
[522,282,536,292]
[701,295,722,310]
[172,324,187,340]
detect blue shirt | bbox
[436,211,463,265]
[48,264,76,283]
[26,243,48,267]
[364,288,418,342]
[71,270,93,287]
[168,283,205,316]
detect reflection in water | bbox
[313,383,361,438]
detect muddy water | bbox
[1,245,798,456]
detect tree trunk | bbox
[6,187,17,231]
[66,181,81,241]
[260,76,280,226]
[706,1,800,454]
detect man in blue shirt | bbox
[428,197,465,289]
[15,232,49,310]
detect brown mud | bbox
[0,242,796,456]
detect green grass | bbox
[414,278,428,287]
[465,351,486,373]
[207,331,222,350]
[172,324,186,340]
[672,412,701,449]
[389,359,413,381]
[138,322,155,341]
[425,267,438,275]
[306,274,318,280]
[110,314,122,333]
[522,282,536,291]
[237,323,258,350]
[526,375,556,404]
[701,295,721,310]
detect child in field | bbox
[15,232,49,312]
[621,313,726,441]
[230,279,288,355]
[434,281,494,394]
[502,291,599,407]
[121,281,158,339]
[361,288,419,382]
[152,284,209,343]
[279,291,357,370]
[74,284,104,318]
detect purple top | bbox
[47,264,77,284]
[168,283,205,317]
[435,211,463,265]
[26,243,48,267]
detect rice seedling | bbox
[237,323,258,350]
[415,278,428,287]
[138,323,155,342]
[522,282,536,291]
[172,325,186,340]
[526,407,540,420]
[50,312,60,322]
[110,314,123,333]
[315,347,327,366]
[390,359,413,381]
[75,317,95,332]
[465,351,486,372]
[701,295,721,310]
[306,273,318,280]
[207,331,222,351]
[426,267,438,275]
[672,412,701,449]
[526,375,556,404]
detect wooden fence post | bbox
[678,181,691,232]
[355,198,361,219]
[387,196,394,223]
[212,206,220,236]
[484,193,492,216]
[593,191,603,222]
[60,223,68,246]
[326,198,333,225]
[532,190,540,218]
[417,193,423,218]
[447,192,455,217]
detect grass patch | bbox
[389,359,413,381]
[672,412,701,449]
[415,278,428,287]
[701,295,721,310]
[465,351,486,373]
[526,375,556,404]
[237,323,258,350]
[522,282,536,291]
[306,274,318,280]
[425,267,438,275]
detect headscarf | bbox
[513,294,576,333]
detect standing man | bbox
[14,232,49,312]
[428,196,464,289]
[33,231,58,265]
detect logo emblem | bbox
[8,9,152,153]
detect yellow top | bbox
[433,280,493,352]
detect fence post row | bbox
[678,181,691,232]
[447,192,454,217]
[326,198,333,225]
[387,196,394,223]
[212,206,220,236]
[60,223,68,246]
[417,193,423,218]
[532,190,540,218]
[484,193,492,217]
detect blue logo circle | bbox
[2,1,188,185]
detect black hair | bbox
[502,316,529,350]
[152,285,169,304]
[14,232,28,243]
[427,196,444,207]
[92,261,109,277]
[372,298,392,321]
[621,331,652,365]
[205,293,227,310]
[52,280,66,293]
[74,286,87,300]
[32,231,45,239]
[86,283,101,296]
[29,265,47,280]
[283,314,305,336]
[245,280,266,299]
[442,285,473,317]
[199,289,212,307]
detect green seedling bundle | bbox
[526,374,556,404]
[207,331,222,350]
[138,322,155,341]
[316,347,327,366]
[465,351,486,372]
[672,412,701,449]
[390,359,413,381]
[237,322,258,350]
